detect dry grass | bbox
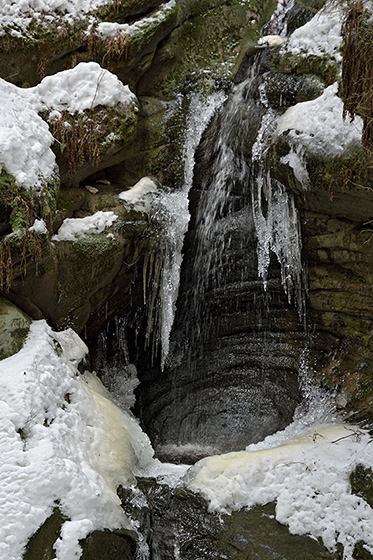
[50,110,105,176]
[342,2,373,150]
[88,22,129,64]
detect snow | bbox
[276,83,363,159]
[33,62,137,114]
[0,62,136,191]
[187,424,373,559]
[52,211,118,241]
[0,0,109,35]
[29,219,48,235]
[119,177,158,204]
[258,34,284,46]
[0,320,154,560]
[0,79,57,190]
[284,1,343,61]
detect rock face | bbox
[132,12,373,461]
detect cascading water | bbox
[133,48,311,463]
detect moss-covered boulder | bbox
[0,297,32,359]
[0,0,170,88]
[137,0,277,98]
[48,101,139,188]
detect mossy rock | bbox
[0,0,164,87]
[353,541,373,560]
[271,51,339,87]
[49,103,139,189]
[79,528,137,560]
[137,0,277,98]
[0,297,32,359]
[23,507,68,560]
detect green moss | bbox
[128,3,178,50]
[353,541,373,560]
[56,188,84,213]
[143,0,276,98]
[271,51,339,87]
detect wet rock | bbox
[264,73,325,107]
[350,464,373,509]
[120,480,338,559]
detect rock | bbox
[350,464,373,509]
[23,508,68,560]
[264,73,325,107]
[79,528,137,560]
[95,179,111,186]
[0,297,32,360]
[120,481,337,559]
[84,185,99,194]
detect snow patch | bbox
[52,211,118,241]
[276,83,363,158]
[0,63,137,191]
[33,62,137,114]
[96,0,176,39]
[119,177,158,204]
[285,1,343,61]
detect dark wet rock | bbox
[23,508,67,560]
[264,72,325,107]
[285,0,326,36]
[270,135,373,425]
[79,528,137,560]
[350,464,373,509]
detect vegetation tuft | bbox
[0,171,56,292]
[88,22,130,65]
[342,2,373,150]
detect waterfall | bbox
[135,50,307,458]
